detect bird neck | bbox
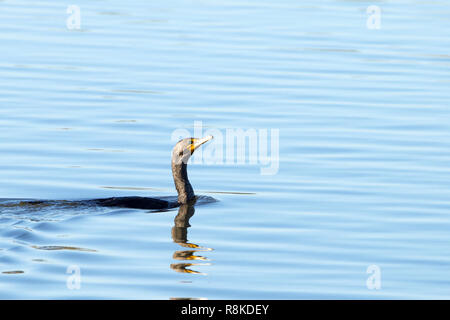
[172,162,195,204]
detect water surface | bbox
[1,0,450,299]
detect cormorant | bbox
[94,135,213,210]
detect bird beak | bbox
[192,135,213,151]
[194,136,214,150]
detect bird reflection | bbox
[170,201,212,275]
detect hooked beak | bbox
[187,135,213,155]
[193,135,213,151]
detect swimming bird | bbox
[94,136,213,210]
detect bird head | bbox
[172,136,213,165]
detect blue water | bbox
[1,0,450,299]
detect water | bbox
[1,0,450,299]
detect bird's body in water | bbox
[94,196,172,210]
[93,136,214,209]
[0,136,214,211]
